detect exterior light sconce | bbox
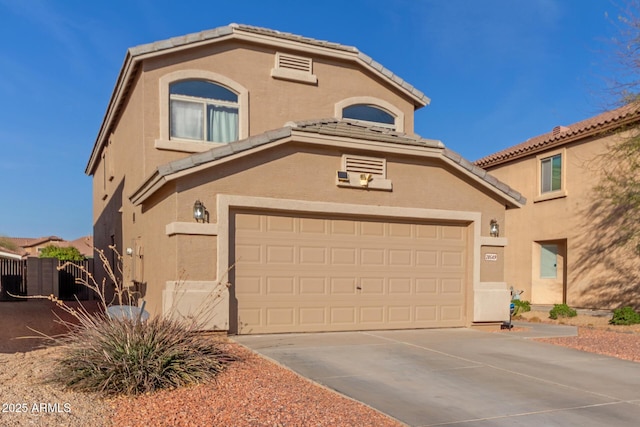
[193,200,208,223]
[359,173,372,187]
[489,219,499,237]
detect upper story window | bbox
[170,80,239,143]
[335,97,405,132]
[342,104,395,128]
[156,70,248,154]
[540,154,562,193]
[534,149,566,202]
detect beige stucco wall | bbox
[487,131,640,309]
[133,142,510,323]
[91,37,514,326]
[92,39,418,309]
[140,40,417,173]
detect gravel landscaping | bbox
[1,304,639,427]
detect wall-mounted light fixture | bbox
[359,173,372,187]
[193,200,208,223]
[489,219,499,237]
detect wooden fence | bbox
[0,258,94,301]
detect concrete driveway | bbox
[234,323,640,427]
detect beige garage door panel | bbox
[234,212,467,334]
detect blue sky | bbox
[0,0,627,240]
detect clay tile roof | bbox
[68,235,94,258]
[291,118,444,148]
[475,103,640,168]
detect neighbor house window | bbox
[540,154,562,193]
[169,80,239,143]
[342,104,395,129]
[540,244,558,278]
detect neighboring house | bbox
[67,235,94,259]
[1,235,93,259]
[476,104,640,309]
[0,247,22,260]
[7,236,65,257]
[85,24,525,334]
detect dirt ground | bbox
[0,299,102,353]
[518,309,640,333]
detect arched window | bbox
[342,104,395,127]
[170,80,239,143]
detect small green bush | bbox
[39,245,85,261]
[512,299,531,316]
[50,314,235,396]
[549,304,577,319]
[610,306,640,325]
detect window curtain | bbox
[171,100,203,140]
[208,105,238,143]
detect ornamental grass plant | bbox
[26,246,235,396]
[48,312,233,396]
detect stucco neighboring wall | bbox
[487,131,640,308]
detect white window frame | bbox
[534,148,567,202]
[170,88,239,142]
[156,70,249,153]
[335,97,404,132]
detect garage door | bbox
[233,211,467,334]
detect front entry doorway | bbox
[531,239,567,304]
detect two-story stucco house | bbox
[85,24,525,334]
[477,104,640,309]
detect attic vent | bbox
[344,155,386,177]
[271,52,318,84]
[277,53,312,73]
[552,125,570,136]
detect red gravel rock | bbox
[536,327,640,362]
[109,343,403,427]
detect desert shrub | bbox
[35,245,234,396]
[511,299,531,316]
[549,304,577,319]
[610,306,640,325]
[39,245,85,261]
[49,313,234,395]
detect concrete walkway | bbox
[234,323,640,426]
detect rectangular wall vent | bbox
[344,155,386,177]
[271,52,317,84]
[276,53,312,73]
